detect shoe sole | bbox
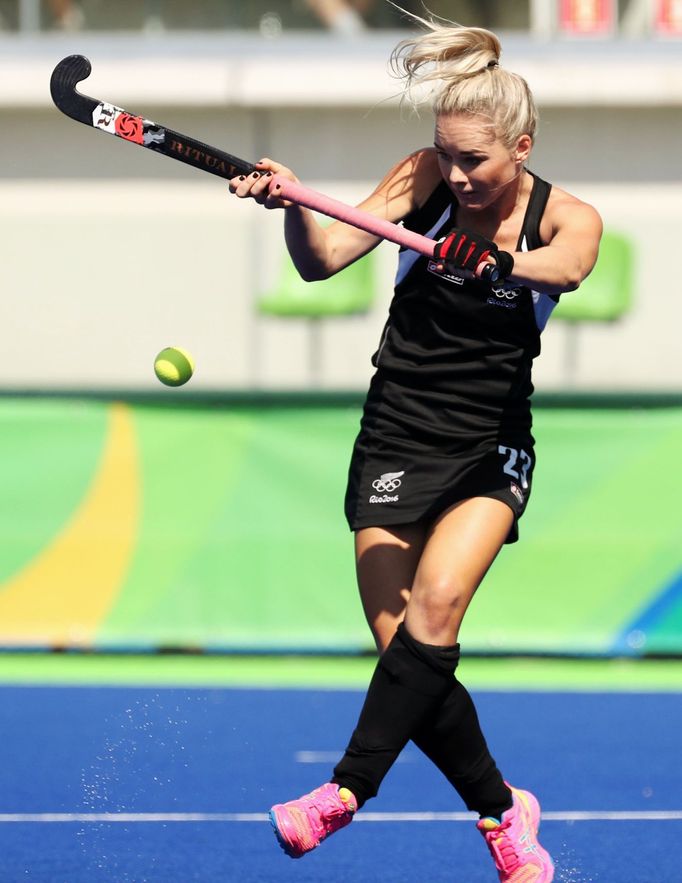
[269,807,306,859]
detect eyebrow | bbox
[433,141,486,156]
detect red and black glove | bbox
[434,227,514,282]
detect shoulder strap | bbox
[517,172,552,251]
[401,180,454,236]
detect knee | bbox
[409,572,470,631]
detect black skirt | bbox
[344,430,535,544]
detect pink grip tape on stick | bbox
[272,175,500,282]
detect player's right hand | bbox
[228,158,299,210]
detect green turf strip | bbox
[0,399,108,580]
[3,401,682,656]
[0,654,680,692]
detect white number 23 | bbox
[498,445,532,489]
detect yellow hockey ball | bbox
[154,346,195,387]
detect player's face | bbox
[434,113,528,211]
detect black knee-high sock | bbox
[331,622,460,807]
[412,679,512,819]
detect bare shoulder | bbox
[542,183,603,241]
[358,148,442,222]
[408,147,442,206]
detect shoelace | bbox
[300,790,349,836]
[483,820,521,873]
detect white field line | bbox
[0,811,681,824]
[295,751,414,764]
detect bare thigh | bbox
[354,523,428,652]
[355,498,514,651]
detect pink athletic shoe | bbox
[477,785,554,882]
[269,782,357,858]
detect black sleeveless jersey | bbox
[358,171,556,454]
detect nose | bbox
[447,163,468,187]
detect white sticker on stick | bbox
[92,101,122,133]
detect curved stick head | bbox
[50,55,97,122]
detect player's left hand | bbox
[434,227,497,273]
[434,228,515,282]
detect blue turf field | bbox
[1,685,680,882]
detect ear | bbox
[513,134,533,164]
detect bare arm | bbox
[507,197,603,296]
[229,151,439,281]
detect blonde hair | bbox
[390,9,537,148]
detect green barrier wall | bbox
[0,397,680,656]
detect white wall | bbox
[1,34,680,393]
[0,177,676,392]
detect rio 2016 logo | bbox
[491,286,521,300]
[372,471,404,492]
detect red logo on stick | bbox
[115,113,144,144]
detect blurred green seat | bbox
[259,251,376,318]
[553,230,635,385]
[258,251,377,384]
[554,229,634,323]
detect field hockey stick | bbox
[50,54,503,282]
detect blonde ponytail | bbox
[390,8,537,148]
